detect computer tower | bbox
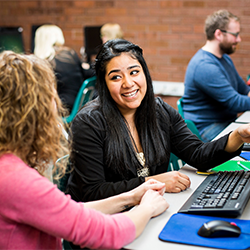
[84,26,102,63]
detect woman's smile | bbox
[122,89,139,98]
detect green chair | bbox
[63,240,73,250]
[53,155,74,249]
[247,74,250,85]
[168,153,185,171]
[53,154,70,193]
[63,75,97,124]
[177,97,202,140]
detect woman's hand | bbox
[236,123,250,142]
[139,189,169,218]
[84,179,165,214]
[128,179,166,206]
[145,171,191,193]
[124,189,169,238]
[225,123,250,153]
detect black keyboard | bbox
[243,142,250,151]
[178,170,250,217]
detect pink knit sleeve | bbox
[73,208,136,249]
[0,155,136,249]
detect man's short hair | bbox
[204,9,240,40]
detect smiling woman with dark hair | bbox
[66,39,250,204]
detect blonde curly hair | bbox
[0,51,69,177]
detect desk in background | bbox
[213,110,250,140]
[213,122,242,140]
[236,111,250,123]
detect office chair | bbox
[63,75,97,124]
[177,97,202,140]
[168,153,185,171]
[53,154,70,193]
[53,154,74,250]
[247,74,250,85]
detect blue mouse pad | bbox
[240,152,250,161]
[159,213,250,249]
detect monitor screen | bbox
[0,27,24,53]
[84,26,102,62]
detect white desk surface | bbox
[125,122,250,250]
[213,122,242,140]
[125,165,250,250]
[235,111,250,123]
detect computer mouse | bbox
[198,220,241,238]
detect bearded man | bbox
[182,9,250,142]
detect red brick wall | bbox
[0,0,250,83]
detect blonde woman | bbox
[34,24,94,112]
[0,51,168,250]
[100,23,124,43]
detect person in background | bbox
[100,23,124,43]
[0,51,169,250]
[182,9,250,142]
[34,24,95,113]
[66,39,250,204]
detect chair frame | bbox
[63,75,97,124]
[168,153,185,171]
[177,97,202,140]
[167,97,203,171]
[53,154,70,192]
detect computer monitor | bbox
[0,27,24,53]
[31,25,42,53]
[84,26,102,63]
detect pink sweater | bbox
[0,154,135,249]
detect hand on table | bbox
[140,189,169,218]
[226,123,250,153]
[128,179,166,206]
[237,123,250,142]
[145,171,191,193]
